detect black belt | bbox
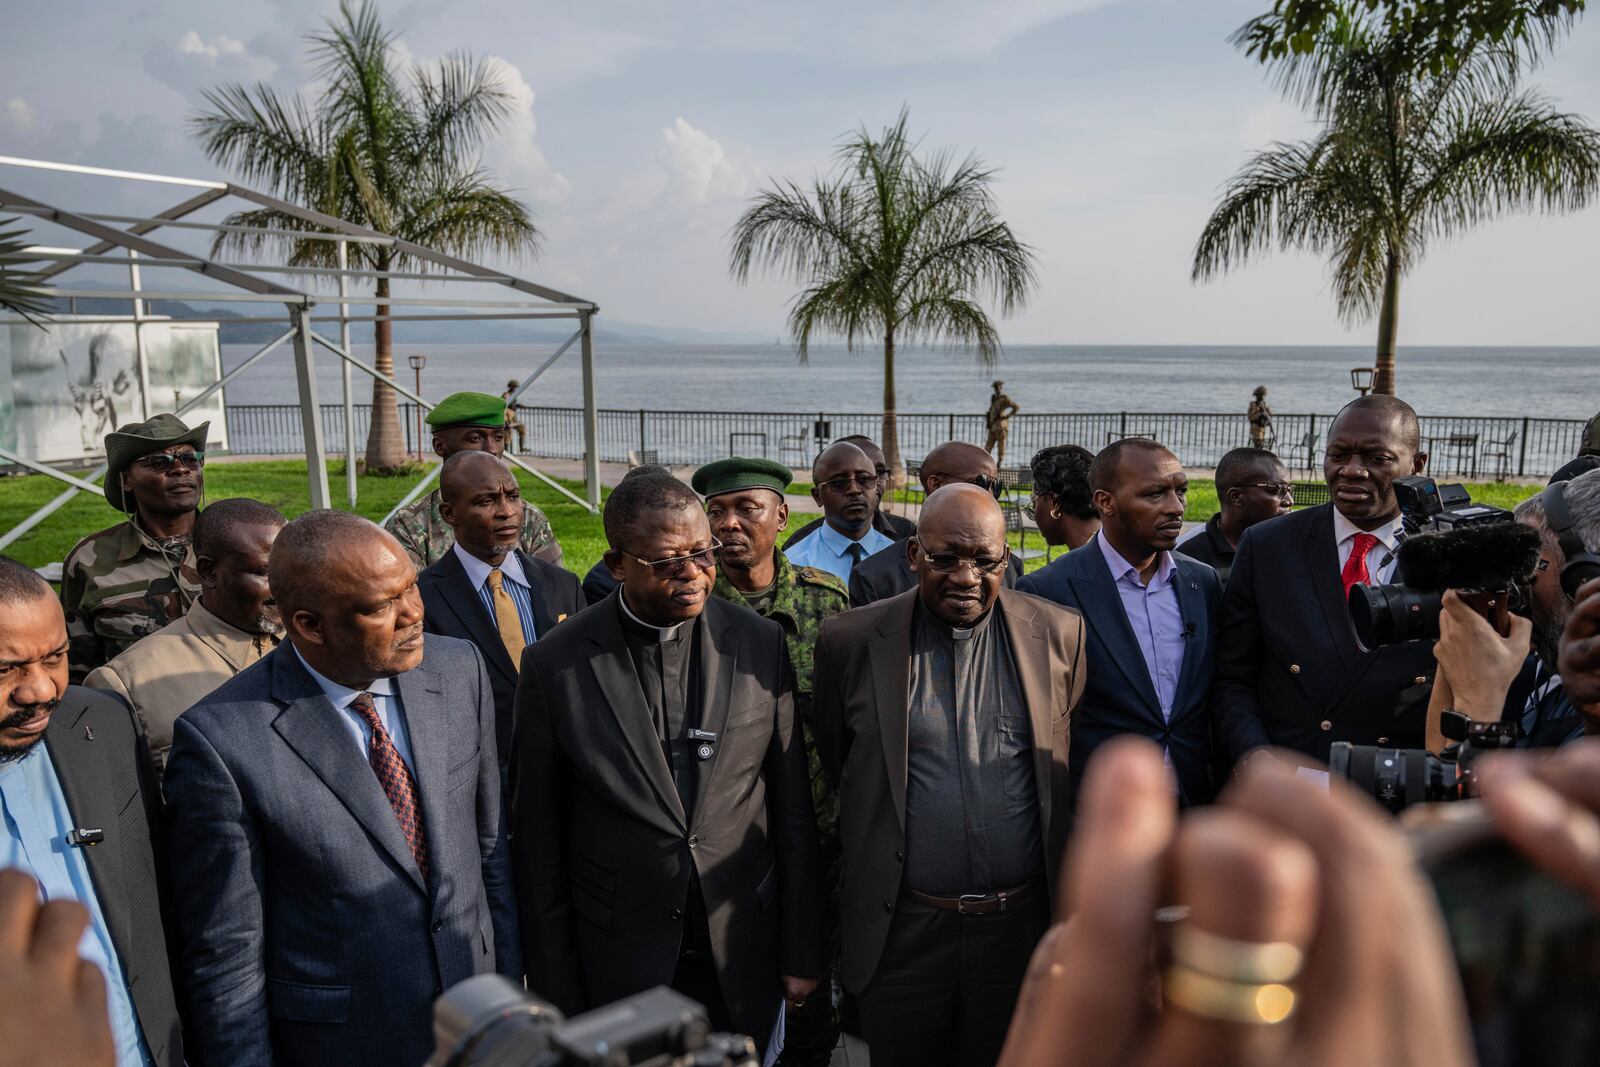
[906,881,1036,915]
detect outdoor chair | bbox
[1296,430,1321,478]
[626,449,659,468]
[1428,432,1480,479]
[1481,429,1518,482]
[779,430,809,468]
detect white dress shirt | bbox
[291,645,417,774]
[1332,508,1403,585]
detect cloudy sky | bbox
[3,0,1597,345]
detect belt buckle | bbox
[958,892,993,915]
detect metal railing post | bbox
[338,240,357,507]
[639,409,647,455]
[1517,417,1530,478]
[290,305,332,510]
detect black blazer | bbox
[510,595,822,1041]
[784,509,917,549]
[848,538,1024,607]
[581,560,618,606]
[418,547,585,757]
[1215,504,1435,764]
[43,687,183,1067]
[1017,540,1222,807]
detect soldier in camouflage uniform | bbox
[385,391,562,569]
[692,457,849,1067]
[60,413,207,682]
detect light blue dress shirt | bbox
[784,521,895,584]
[0,744,153,1067]
[1095,532,1185,722]
[452,543,538,644]
[291,645,417,774]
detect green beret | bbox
[426,392,505,429]
[691,457,793,500]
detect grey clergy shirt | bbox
[903,602,1043,896]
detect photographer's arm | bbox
[1558,578,1600,725]
[1429,590,1531,751]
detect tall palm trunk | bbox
[881,324,904,487]
[365,265,408,470]
[1372,246,1402,396]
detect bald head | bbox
[918,483,1006,543]
[812,441,878,535]
[1332,394,1421,452]
[920,442,997,491]
[269,510,404,615]
[440,449,514,504]
[912,484,1008,627]
[812,441,872,482]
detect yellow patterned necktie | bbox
[486,568,526,670]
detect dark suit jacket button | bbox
[432,919,443,932]
[687,834,699,849]
[671,908,684,920]
[1320,720,1333,731]
[894,850,904,863]
[883,901,893,913]
[1290,664,1302,674]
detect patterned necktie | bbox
[349,692,430,883]
[1341,532,1380,597]
[486,569,526,670]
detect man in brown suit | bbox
[812,484,1086,1067]
[86,499,286,776]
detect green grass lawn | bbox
[0,461,1543,579]
[0,461,823,580]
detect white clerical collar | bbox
[452,541,528,591]
[1332,508,1403,552]
[618,588,686,642]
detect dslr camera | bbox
[1346,475,1539,650]
[427,976,757,1067]
[1330,710,1521,814]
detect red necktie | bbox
[350,692,430,883]
[1341,532,1380,597]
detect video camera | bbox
[1346,475,1540,651]
[1329,710,1521,814]
[427,976,757,1067]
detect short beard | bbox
[0,701,57,764]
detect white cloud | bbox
[4,97,35,132]
[477,55,572,207]
[177,31,248,64]
[143,30,279,104]
[658,117,745,204]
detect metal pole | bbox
[414,363,425,460]
[338,240,357,507]
[128,250,154,418]
[1517,417,1530,478]
[290,305,331,509]
[0,448,107,493]
[579,310,600,507]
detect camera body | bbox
[1329,711,1522,814]
[428,976,757,1067]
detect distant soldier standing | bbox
[693,457,850,1067]
[1248,384,1274,449]
[386,391,561,568]
[501,379,528,453]
[983,379,1019,466]
[60,413,206,681]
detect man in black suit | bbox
[1217,395,1436,764]
[164,512,518,1067]
[582,464,672,604]
[418,451,584,759]
[786,435,917,547]
[0,556,182,1067]
[849,442,1023,606]
[812,485,1086,1067]
[1018,440,1222,807]
[1175,447,1293,587]
[511,471,822,1047]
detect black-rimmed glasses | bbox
[137,451,205,473]
[624,539,723,577]
[820,473,879,494]
[1238,482,1294,500]
[914,539,1009,575]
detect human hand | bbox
[1434,589,1530,720]
[0,869,115,1067]
[996,739,1474,1067]
[1477,740,1600,911]
[1558,578,1600,713]
[781,974,820,1009]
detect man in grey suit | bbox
[511,471,822,1047]
[0,556,183,1067]
[164,512,519,1067]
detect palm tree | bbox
[1193,13,1600,395]
[0,218,48,323]
[729,110,1036,477]
[191,0,538,470]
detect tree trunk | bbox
[364,267,408,471]
[881,325,903,487]
[1372,246,1401,396]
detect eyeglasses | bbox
[137,451,205,473]
[874,465,891,479]
[970,474,1005,500]
[915,542,1009,575]
[1022,490,1051,521]
[820,473,879,494]
[625,539,723,577]
[1238,482,1294,500]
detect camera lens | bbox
[1348,584,1443,651]
[1329,743,1464,813]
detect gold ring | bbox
[1163,964,1296,1026]
[1170,924,1304,984]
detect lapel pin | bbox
[557,613,568,623]
[84,725,95,741]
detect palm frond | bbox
[411,53,515,165]
[0,218,51,324]
[190,82,329,206]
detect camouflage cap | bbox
[691,457,793,500]
[104,413,209,513]
[427,392,506,429]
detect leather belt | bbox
[906,881,1036,916]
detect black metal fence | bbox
[221,404,1589,481]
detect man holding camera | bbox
[1217,395,1437,764]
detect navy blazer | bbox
[1215,503,1435,764]
[1017,540,1222,807]
[418,547,585,759]
[164,636,520,1067]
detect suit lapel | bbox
[435,550,519,682]
[1305,506,1356,670]
[395,660,450,893]
[518,551,564,638]
[588,607,688,833]
[43,698,133,964]
[1171,562,1208,720]
[690,605,739,824]
[997,590,1056,860]
[870,593,916,832]
[1071,547,1163,721]
[268,651,427,892]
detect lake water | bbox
[221,341,1598,419]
